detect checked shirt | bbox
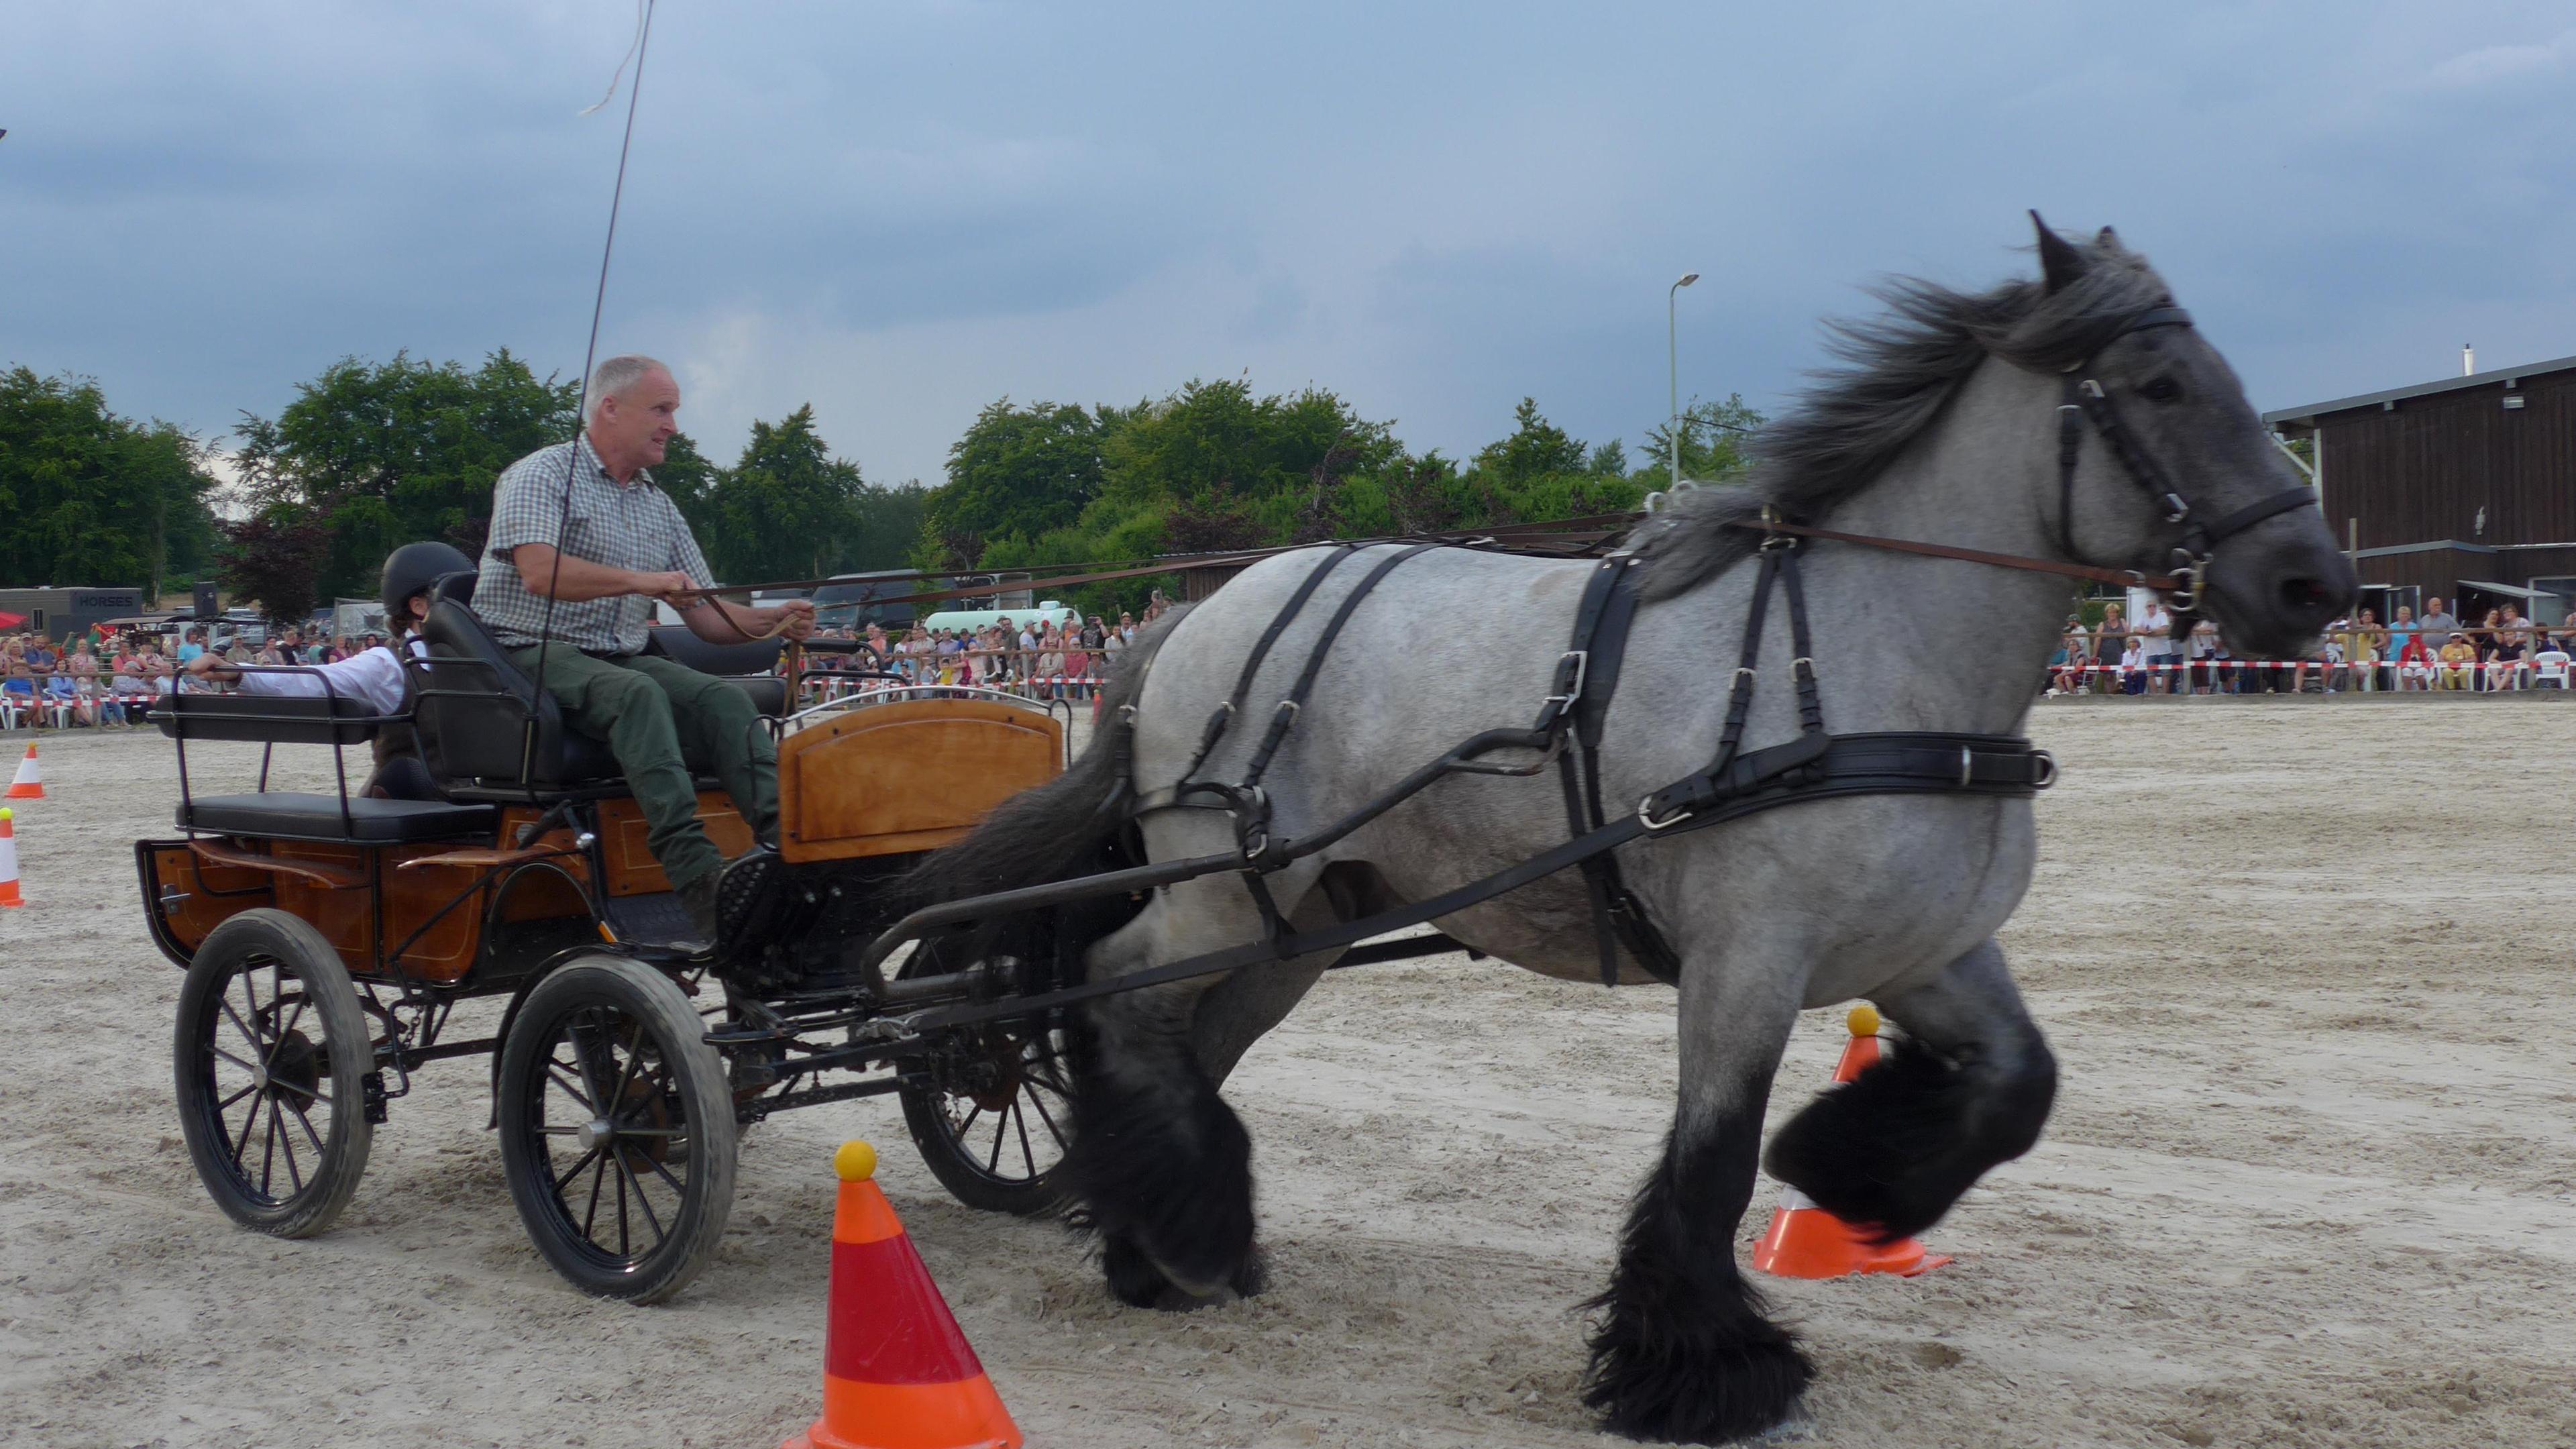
[476,435,716,654]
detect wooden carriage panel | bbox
[269,843,377,973]
[596,793,758,897]
[378,849,486,983]
[147,845,275,957]
[777,700,1064,864]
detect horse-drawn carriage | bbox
[138,572,1087,1303]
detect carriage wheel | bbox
[896,941,1074,1216]
[173,909,375,1238]
[495,955,737,1304]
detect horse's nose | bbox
[2267,535,2356,637]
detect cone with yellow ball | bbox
[0,808,21,908]
[780,1140,1022,1449]
[1749,1004,1953,1279]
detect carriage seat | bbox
[415,572,789,796]
[153,693,496,843]
[179,792,496,845]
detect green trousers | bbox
[509,645,777,891]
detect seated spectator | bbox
[2485,627,2532,692]
[2118,635,2148,694]
[62,641,104,725]
[2436,633,2476,690]
[2394,631,2436,691]
[2046,619,2089,696]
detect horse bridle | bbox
[2054,305,2318,616]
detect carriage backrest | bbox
[415,590,574,785]
[154,690,382,745]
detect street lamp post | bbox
[1668,272,1700,486]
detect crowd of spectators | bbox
[0,621,387,729]
[794,595,1174,708]
[2045,594,2576,696]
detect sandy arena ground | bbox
[3,698,2573,1448]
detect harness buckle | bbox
[2162,491,2190,524]
[1543,649,1589,709]
[2030,749,2059,789]
[2080,378,2106,400]
[2166,549,2210,612]
[1637,793,1693,833]
[1958,744,1975,788]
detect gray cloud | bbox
[5,1,2572,489]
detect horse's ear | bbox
[2031,210,2086,294]
[2094,225,2123,250]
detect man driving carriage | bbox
[476,354,815,943]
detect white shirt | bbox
[237,638,425,715]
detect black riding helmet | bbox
[380,541,475,631]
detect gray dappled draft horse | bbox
[905,219,2354,1444]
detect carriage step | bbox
[601,890,703,949]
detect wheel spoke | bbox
[641,1148,687,1197]
[215,1081,260,1112]
[953,1102,983,1138]
[211,1044,262,1075]
[219,994,266,1065]
[580,1151,609,1240]
[275,1100,307,1193]
[266,996,309,1068]
[228,1087,262,1163]
[534,1124,585,1136]
[551,1144,604,1195]
[1024,1081,1068,1148]
[1012,1099,1037,1180]
[258,1099,280,1198]
[286,1097,327,1158]
[614,1146,631,1256]
[269,1078,330,1104]
[608,1018,646,1116]
[614,1151,665,1245]
[985,1107,1008,1175]
[545,1066,596,1112]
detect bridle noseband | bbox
[2055,305,2318,616]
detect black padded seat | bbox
[180,792,496,844]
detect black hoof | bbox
[1584,1308,1811,1444]
[1101,1230,1173,1308]
[1764,1035,2052,1244]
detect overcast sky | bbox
[7,2,2573,488]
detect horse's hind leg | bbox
[1764,937,2057,1242]
[1068,876,1332,1309]
[1586,949,1811,1444]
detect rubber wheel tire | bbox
[173,908,376,1238]
[495,955,737,1304]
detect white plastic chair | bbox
[2534,650,2571,689]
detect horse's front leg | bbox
[1764,937,2057,1241]
[1585,943,1811,1444]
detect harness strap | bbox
[1240,541,1445,790]
[1181,543,1357,782]
[1550,555,1675,985]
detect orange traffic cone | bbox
[783,1142,1021,1449]
[1750,1005,1952,1279]
[0,808,21,908]
[5,742,42,800]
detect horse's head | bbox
[2023,215,2353,659]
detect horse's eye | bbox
[2139,376,2184,404]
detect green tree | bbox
[0,367,219,596]
[233,350,579,598]
[1635,394,1765,490]
[698,406,868,582]
[928,399,1111,559]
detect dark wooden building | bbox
[2265,353,2576,624]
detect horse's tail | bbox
[898,605,1191,922]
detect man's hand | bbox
[636,570,700,603]
[765,598,818,641]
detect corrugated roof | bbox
[2261,353,2576,427]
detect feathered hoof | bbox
[1101,1231,1265,1311]
[1585,1311,1812,1444]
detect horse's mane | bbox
[1635,231,2174,598]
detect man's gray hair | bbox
[586,355,669,417]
